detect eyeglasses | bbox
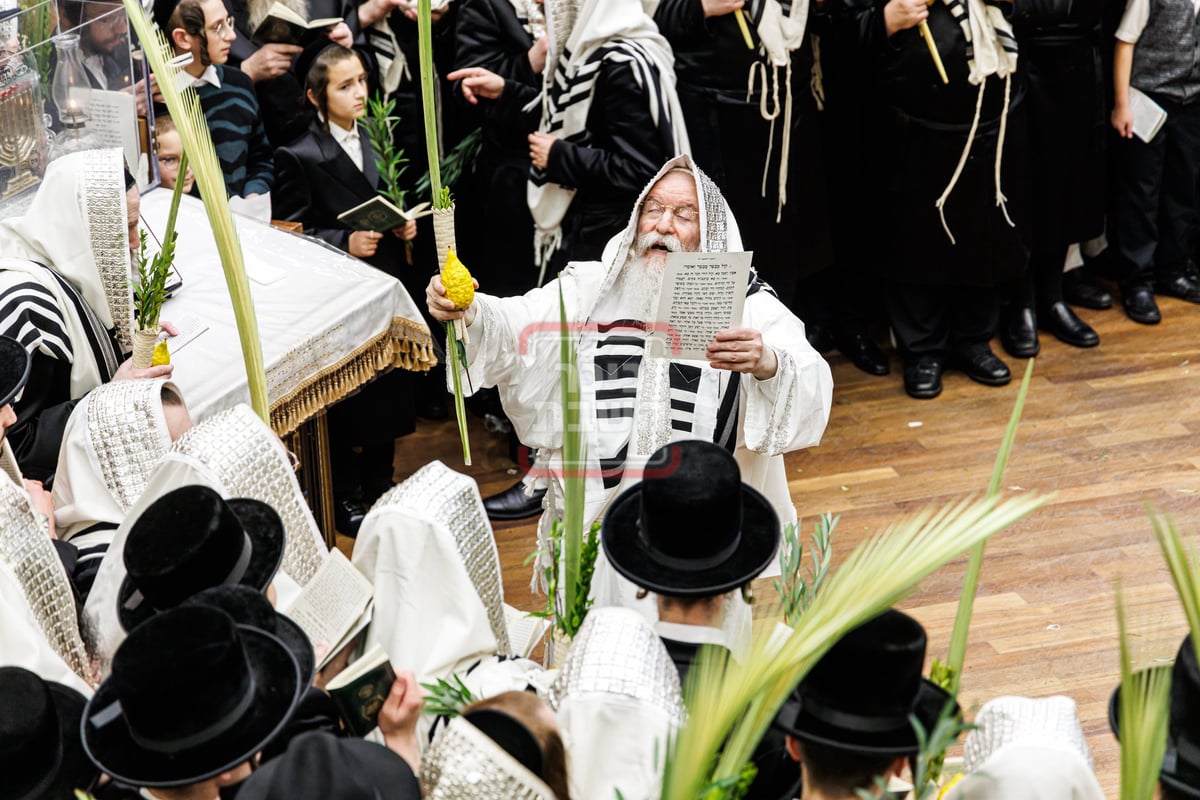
[207,15,236,35]
[641,199,698,224]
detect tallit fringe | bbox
[810,32,826,112]
[748,60,795,222]
[268,317,436,436]
[934,75,1014,244]
[534,227,563,287]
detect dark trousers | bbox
[1111,94,1200,284]
[886,283,999,359]
[1007,245,1068,310]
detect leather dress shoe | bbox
[903,356,944,399]
[1121,285,1161,324]
[1039,302,1099,348]
[1000,306,1040,358]
[1155,272,1200,304]
[837,332,889,376]
[1062,270,1113,310]
[483,481,547,521]
[951,348,1011,386]
[334,498,367,538]
[806,323,836,354]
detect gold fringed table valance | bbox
[269,317,437,436]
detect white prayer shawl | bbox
[0,557,92,696]
[0,148,134,369]
[934,0,1019,243]
[465,155,833,644]
[508,0,547,41]
[0,475,95,686]
[52,379,178,544]
[83,405,323,670]
[527,0,690,276]
[751,0,811,220]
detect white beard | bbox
[602,252,666,322]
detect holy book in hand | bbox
[337,197,432,232]
[251,3,342,46]
[325,644,396,737]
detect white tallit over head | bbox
[0,148,134,365]
[0,476,95,686]
[547,607,684,800]
[83,404,326,669]
[52,378,179,542]
[527,0,690,274]
[422,715,558,800]
[353,460,513,681]
[944,696,1105,800]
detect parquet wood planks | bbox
[373,294,1200,798]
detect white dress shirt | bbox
[329,120,364,172]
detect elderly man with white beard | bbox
[426,155,833,631]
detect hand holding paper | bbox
[707,327,778,380]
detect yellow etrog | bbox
[152,340,171,367]
[442,249,475,310]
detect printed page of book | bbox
[648,251,752,361]
[281,550,373,662]
[88,90,140,180]
[503,603,549,659]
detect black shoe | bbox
[334,498,367,538]
[1155,272,1200,304]
[1121,285,1161,324]
[903,356,944,399]
[951,348,1011,386]
[1063,270,1113,310]
[1000,306,1040,358]
[836,332,889,376]
[1039,302,1099,348]
[483,481,547,521]
[806,322,836,354]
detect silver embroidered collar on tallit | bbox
[81,148,135,354]
[86,379,176,512]
[169,405,326,585]
[372,460,511,654]
[0,479,93,682]
[546,607,684,721]
[422,716,558,800]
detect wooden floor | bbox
[373,292,1200,798]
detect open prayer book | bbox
[337,197,432,232]
[504,604,550,659]
[325,643,396,737]
[251,2,341,46]
[281,550,374,670]
[1129,87,1167,144]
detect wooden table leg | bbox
[294,411,336,548]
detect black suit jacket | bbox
[272,121,407,279]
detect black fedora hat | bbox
[602,440,780,597]
[82,605,303,787]
[1110,636,1200,798]
[780,609,958,757]
[237,732,420,800]
[182,584,316,688]
[118,485,285,631]
[0,667,97,799]
[0,335,31,408]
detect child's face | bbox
[157,129,194,194]
[322,57,368,130]
[179,0,236,66]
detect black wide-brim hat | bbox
[182,585,316,688]
[1109,665,1200,798]
[2,670,96,800]
[602,443,779,597]
[117,497,286,632]
[82,626,301,787]
[0,336,31,407]
[779,676,957,757]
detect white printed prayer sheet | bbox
[281,549,374,668]
[1129,87,1167,144]
[649,251,753,361]
[88,90,141,180]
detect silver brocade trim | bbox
[170,405,325,585]
[511,0,547,41]
[697,167,727,253]
[87,379,172,512]
[750,346,795,456]
[81,148,134,354]
[545,607,684,722]
[0,479,92,681]
[374,462,511,655]
[963,696,1093,772]
[542,0,578,97]
[634,353,671,457]
[422,716,558,800]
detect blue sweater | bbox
[196,65,274,197]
